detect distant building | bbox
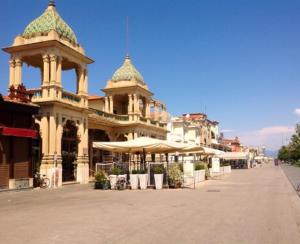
[219,135,241,152]
[167,113,220,148]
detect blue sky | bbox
[1,0,300,150]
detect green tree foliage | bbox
[278,124,300,166]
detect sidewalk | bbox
[281,164,300,196]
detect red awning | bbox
[0,127,38,139]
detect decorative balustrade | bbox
[91,109,129,121]
[150,120,157,125]
[29,88,42,98]
[139,117,147,122]
[62,91,81,103]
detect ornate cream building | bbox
[2,1,168,187]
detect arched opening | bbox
[89,129,110,176]
[113,95,128,115]
[62,120,78,182]
[32,123,42,180]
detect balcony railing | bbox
[30,88,42,98]
[62,91,81,103]
[139,117,147,122]
[91,109,129,121]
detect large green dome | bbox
[22,2,77,44]
[112,56,144,83]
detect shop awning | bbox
[0,126,38,139]
[93,137,200,154]
[219,152,249,160]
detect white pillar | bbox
[14,58,22,87]
[8,59,15,88]
[50,54,57,84]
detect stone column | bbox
[48,113,57,155]
[42,55,50,98]
[84,69,88,94]
[8,59,15,88]
[128,94,132,114]
[56,114,63,156]
[55,113,63,187]
[56,56,62,86]
[146,99,151,118]
[50,54,57,84]
[41,115,49,156]
[133,94,138,113]
[104,97,109,113]
[109,96,114,113]
[42,54,50,85]
[14,58,22,87]
[76,118,89,184]
[154,102,159,121]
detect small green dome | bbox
[22,3,77,44]
[112,56,144,83]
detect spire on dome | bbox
[48,0,56,7]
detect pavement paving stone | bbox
[0,164,300,244]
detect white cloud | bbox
[236,126,294,151]
[258,126,294,136]
[294,108,300,116]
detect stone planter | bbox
[118,174,127,181]
[94,181,109,190]
[130,174,139,190]
[194,170,205,182]
[138,174,148,190]
[109,175,117,189]
[154,174,163,190]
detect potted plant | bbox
[130,169,139,190]
[153,164,164,189]
[168,163,183,188]
[138,168,148,190]
[94,170,109,190]
[109,166,122,189]
[194,162,206,182]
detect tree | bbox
[278,146,290,161]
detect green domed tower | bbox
[23,0,77,44]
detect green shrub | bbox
[168,163,183,185]
[152,164,164,174]
[194,162,207,171]
[111,166,122,175]
[95,170,108,183]
[131,169,139,174]
[138,169,147,174]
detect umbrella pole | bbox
[166,153,169,188]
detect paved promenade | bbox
[1,164,300,244]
